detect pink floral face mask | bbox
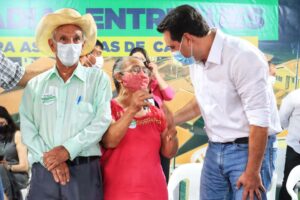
[121,73,150,92]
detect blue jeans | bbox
[200,135,277,200]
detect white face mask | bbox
[268,76,276,86]
[57,43,82,67]
[95,56,104,68]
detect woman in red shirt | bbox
[101,57,178,200]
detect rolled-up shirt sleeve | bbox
[231,50,270,127]
[0,51,25,90]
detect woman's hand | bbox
[128,90,152,114]
[0,160,11,171]
[147,62,159,77]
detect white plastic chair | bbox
[266,172,278,200]
[190,146,207,163]
[168,163,203,200]
[286,165,300,200]
[21,170,31,199]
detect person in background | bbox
[101,57,178,200]
[91,40,104,68]
[0,51,52,91]
[129,47,175,182]
[279,89,300,200]
[80,40,104,69]
[19,8,112,200]
[266,54,276,86]
[0,106,29,200]
[157,5,281,200]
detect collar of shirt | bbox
[206,29,225,66]
[46,63,86,82]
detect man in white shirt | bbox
[157,5,281,200]
[279,89,300,200]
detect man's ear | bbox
[183,33,193,46]
[48,39,56,53]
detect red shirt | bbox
[101,99,168,200]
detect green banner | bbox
[0,0,278,40]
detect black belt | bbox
[223,135,275,145]
[223,137,249,144]
[67,156,99,166]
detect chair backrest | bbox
[168,163,203,200]
[190,146,207,163]
[266,172,278,200]
[286,165,300,200]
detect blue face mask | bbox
[172,37,195,65]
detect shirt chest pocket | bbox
[76,102,95,127]
[78,102,94,116]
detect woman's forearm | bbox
[101,109,135,148]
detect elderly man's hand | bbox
[43,146,70,171]
[51,162,70,185]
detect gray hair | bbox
[112,56,144,93]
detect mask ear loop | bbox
[179,36,184,53]
[191,41,194,58]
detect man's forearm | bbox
[18,70,39,87]
[18,67,52,87]
[174,97,201,125]
[245,125,268,174]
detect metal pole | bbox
[295,41,299,89]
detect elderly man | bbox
[157,5,281,200]
[19,8,112,200]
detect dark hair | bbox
[157,4,210,42]
[95,40,104,50]
[0,106,18,142]
[129,47,150,63]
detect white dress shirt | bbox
[279,89,300,154]
[189,30,282,142]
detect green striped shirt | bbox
[20,64,112,165]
